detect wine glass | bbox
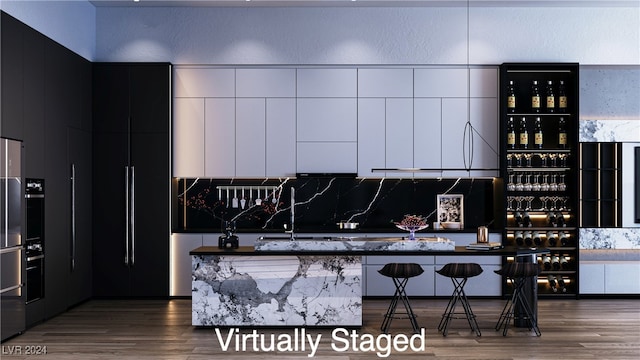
[515,174,524,192]
[523,174,532,191]
[541,174,550,192]
[532,173,541,191]
[507,174,516,191]
[558,174,567,191]
[549,174,558,191]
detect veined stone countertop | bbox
[254,236,455,252]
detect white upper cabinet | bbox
[297,68,357,98]
[470,68,498,98]
[266,98,296,177]
[236,68,296,98]
[415,68,468,98]
[414,98,443,175]
[235,98,266,177]
[357,99,386,178]
[204,98,236,178]
[385,98,414,170]
[173,98,205,177]
[174,68,235,98]
[296,98,357,142]
[441,98,469,172]
[358,69,414,98]
[296,142,357,174]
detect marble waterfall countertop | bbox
[254,236,455,252]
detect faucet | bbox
[285,187,295,240]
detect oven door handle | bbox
[71,163,76,271]
[27,254,45,262]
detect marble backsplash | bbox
[579,119,640,142]
[173,177,498,233]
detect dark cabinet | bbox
[499,63,580,298]
[579,142,622,227]
[92,63,171,297]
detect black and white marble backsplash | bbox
[579,119,640,142]
[579,228,640,250]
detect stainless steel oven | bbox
[25,178,44,304]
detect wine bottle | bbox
[534,117,543,149]
[548,274,558,292]
[507,117,516,149]
[558,80,567,113]
[542,255,552,270]
[556,212,566,227]
[531,80,541,113]
[514,211,523,227]
[524,231,533,246]
[547,211,557,227]
[507,80,516,113]
[519,117,529,149]
[523,211,532,227]
[559,231,569,246]
[546,231,557,246]
[558,117,567,149]
[515,231,524,246]
[560,255,570,270]
[551,255,561,270]
[545,80,555,113]
[533,231,542,246]
[557,276,568,293]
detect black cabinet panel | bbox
[92,63,171,298]
[1,12,24,139]
[22,24,46,178]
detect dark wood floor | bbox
[2,298,639,359]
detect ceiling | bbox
[89,0,637,7]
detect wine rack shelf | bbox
[500,63,580,299]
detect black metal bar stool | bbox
[378,263,424,333]
[494,262,542,336]
[436,263,483,336]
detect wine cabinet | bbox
[499,63,579,298]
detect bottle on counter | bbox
[558,80,568,112]
[534,117,543,149]
[507,117,516,149]
[507,80,517,113]
[519,117,529,149]
[545,80,555,113]
[558,117,568,149]
[531,80,541,113]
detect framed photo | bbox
[437,194,464,228]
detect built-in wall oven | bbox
[25,178,44,304]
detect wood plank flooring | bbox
[2,298,639,359]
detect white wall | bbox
[93,4,639,65]
[0,0,96,61]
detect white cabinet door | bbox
[414,98,442,177]
[297,68,357,98]
[173,98,205,177]
[297,98,357,142]
[468,97,499,175]
[170,233,203,297]
[414,68,468,98]
[236,68,296,98]
[385,98,414,172]
[296,142,357,173]
[174,68,235,98]
[357,99,386,177]
[441,98,469,173]
[236,98,266,177]
[204,98,236,177]
[470,67,498,98]
[358,68,413,98]
[266,98,296,177]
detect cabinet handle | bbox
[130,166,135,266]
[125,166,130,265]
[71,163,76,271]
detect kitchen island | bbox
[190,238,547,327]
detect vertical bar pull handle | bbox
[130,166,135,266]
[125,166,130,265]
[71,163,76,271]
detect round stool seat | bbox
[437,263,483,278]
[378,263,424,278]
[494,262,540,278]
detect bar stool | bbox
[494,262,542,336]
[378,263,424,333]
[436,263,483,336]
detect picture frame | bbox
[437,194,464,228]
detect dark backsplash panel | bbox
[173,177,499,233]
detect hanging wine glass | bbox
[558,174,567,191]
[507,174,516,191]
[523,174,532,191]
[541,173,550,191]
[550,174,558,191]
[532,173,541,191]
[515,173,524,192]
